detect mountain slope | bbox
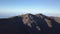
[0,13,60,34]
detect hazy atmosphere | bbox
[0,0,60,18]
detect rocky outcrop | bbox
[0,13,60,34]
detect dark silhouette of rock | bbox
[0,13,60,34]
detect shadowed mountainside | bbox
[0,13,60,34]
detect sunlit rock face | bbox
[0,13,60,34]
[54,17,60,24]
[44,18,52,28]
[22,14,41,31]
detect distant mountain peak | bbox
[0,13,60,34]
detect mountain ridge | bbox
[0,13,60,34]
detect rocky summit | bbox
[0,13,60,34]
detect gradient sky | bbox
[0,0,60,18]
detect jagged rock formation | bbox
[0,13,60,34]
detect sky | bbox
[0,0,60,18]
